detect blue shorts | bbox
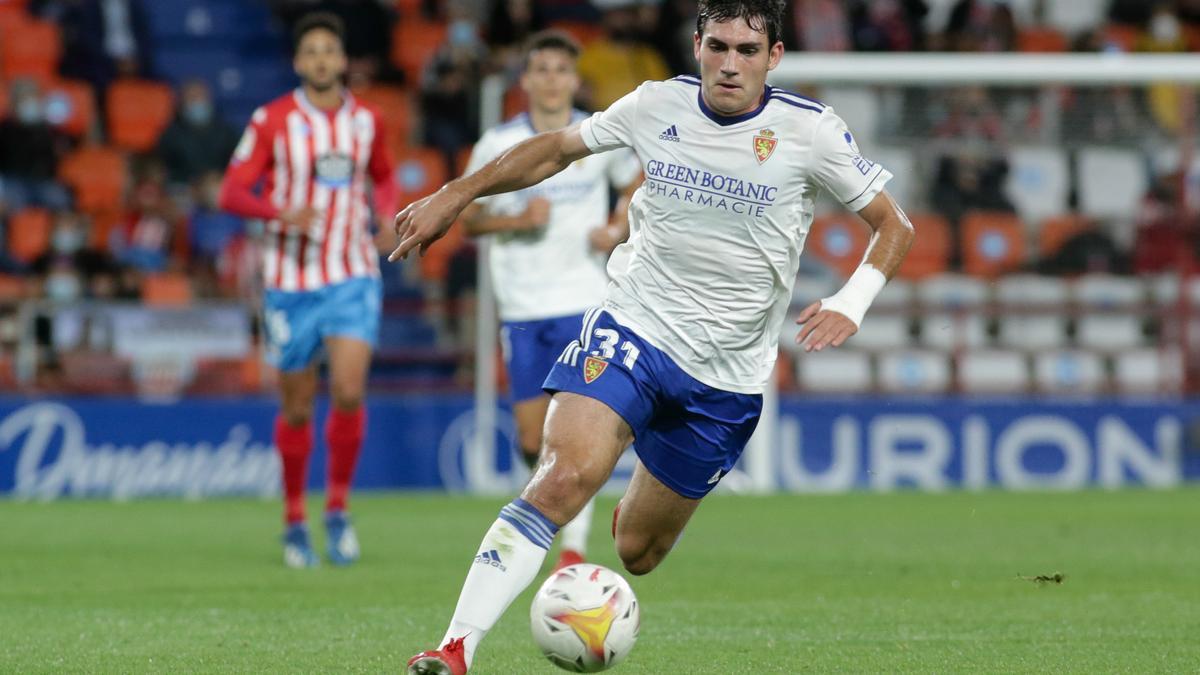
[544,309,762,499]
[262,276,382,372]
[501,313,586,403]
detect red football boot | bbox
[553,548,585,572]
[407,636,467,675]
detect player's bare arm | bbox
[589,174,643,253]
[460,197,551,237]
[796,190,915,352]
[389,125,593,261]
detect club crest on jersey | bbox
[753,129,778,164]
[583,356,608,384]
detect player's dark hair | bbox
[522,29,581,70]
[696,0,785,48]
[293,11,345,51]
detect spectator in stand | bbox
[31,211,121,301]
[793,0,851,52]
[269,0,397,83]
[576,0,670,110]
[0,79,72,212]
[156,81,241,189]
[651,0,702,74]
[33,0,153,96]
[928,87,1015,270]
[945,0,1017,52]
[186,171,244,295]
[1139,5,1188,133]
[109,163,184,274]
[420,7,485,169]
[850,0,929,52]
[485,0,547,66]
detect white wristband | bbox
[819,265,887,328]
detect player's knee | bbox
[329,381,364,411]
[615,533,667,576]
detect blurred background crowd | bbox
[0,0,1197,396]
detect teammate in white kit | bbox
[219,13,396,568]
[462,30,642,573]
[399,1,915,671]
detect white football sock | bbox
[440,499,558,667]
[558,496,594,554]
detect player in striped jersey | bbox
[219,13,397,568]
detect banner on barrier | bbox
[0,396,1195,499]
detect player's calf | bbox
[614,529,674,576]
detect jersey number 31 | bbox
[591,328,640,369]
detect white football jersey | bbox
[468,111,641,321]
[580,75,893,393]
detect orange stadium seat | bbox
[807,213,871,279]
[896,213,950,280]
[1100,23,1140,52]
[43,78,95,138]
[0,17,60,83]
[0,80,7,122]
[390,19,447,84]
[502,83,527,121]
[394,147,448,203]
[107,79,176,152]
[393,0,422,18]
[961,210,1025,278]
[0,274,27,301]
[1037,213,1091,259]
[7,207,51,263]
[58,145,127,213]
[353,84,413,156]
[454,144,473,178]
[1017,27,1068,53]
[142,273,193,306]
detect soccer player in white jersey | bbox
[461,30,642,573]
[219,13,397,568]
[397,1,914,671]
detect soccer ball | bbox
[529,563,640,672]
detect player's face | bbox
[521,48,580,115]
[694,17,784,116]
[294,28,347,93]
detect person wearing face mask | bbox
[155,80,241,188]
[30,211,119,302]
[0,79,72,212]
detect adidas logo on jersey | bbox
[474,549,507,571]
[658,125,681,142]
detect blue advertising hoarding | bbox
[0,396,1195,499]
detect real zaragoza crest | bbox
[753,129,778,164]
[583,356,608,384]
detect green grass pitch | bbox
[2,489,1198,673]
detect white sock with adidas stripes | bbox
[439,499,558,667]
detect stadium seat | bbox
[1076,315,1145,351]
[0,274,27,301]
[353,85,414,157]
[807,213,870,279]
[1034,350,1106,394]
[394,147,449,204]
[7,207,52,263]
[916,273,989,309]
[0,17,60,83]
[796,349,873,393]
[390,19,448,84]
[454,144,473,178]
[1037,214,1092,259]
[502,81,528,121]
[42,79,95,138]
[1072,274,1146,308]
[962,211,1026,277]
[878,350,951,393]
[849,314,912,350]
[918,311,989,350]
[958,350,1030,394]
[872,278,914,311]
[995,275,1069,350]
[58,146,127,213]
[1113,348,1183,394]
[1098,23,1140,52]
[107,80,177,153]
[896,213,950,280]
[1005,147,1069,225]
[142,273,194,306]
[1017,27,1068,53]
[1078,147,1147,222]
